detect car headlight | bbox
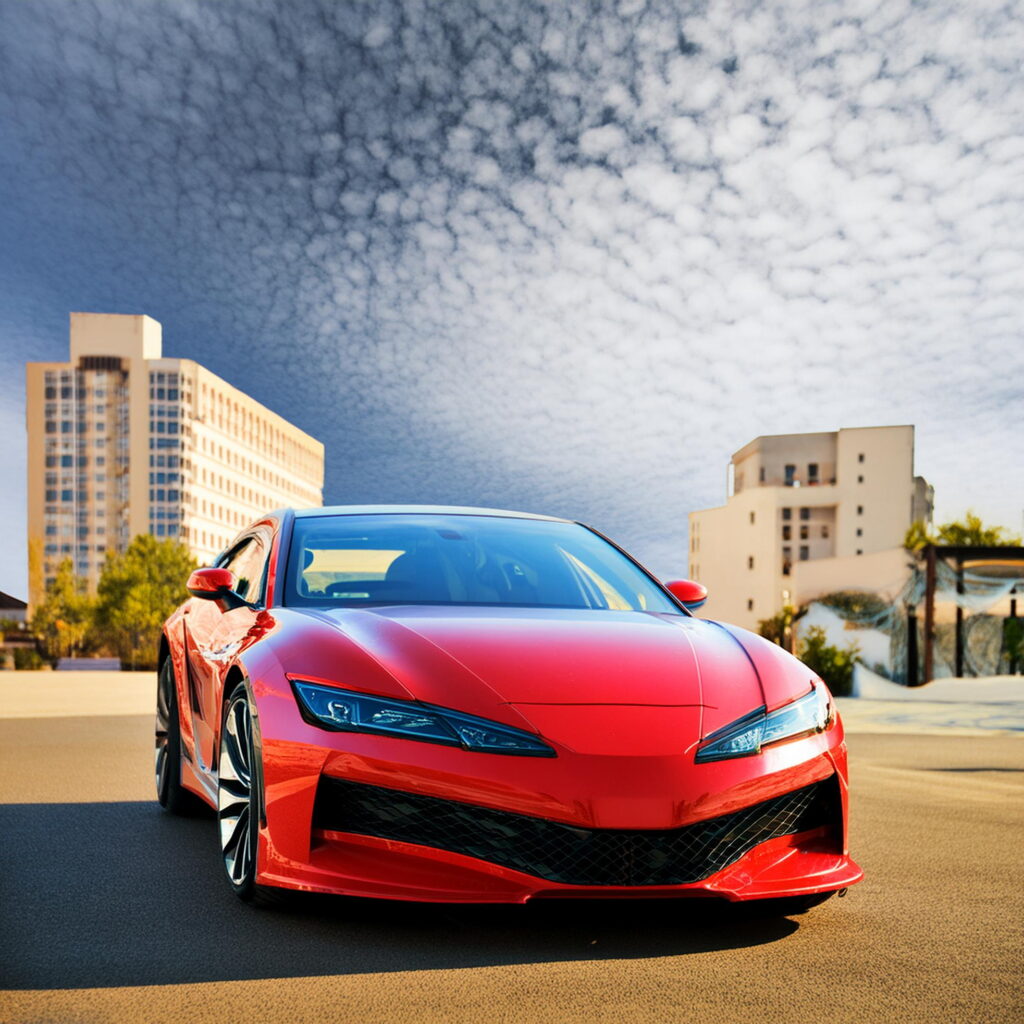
[291,680,556,758]
[695,682,834,763]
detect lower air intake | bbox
[312,775,838,887]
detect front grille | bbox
[312,775,839,887]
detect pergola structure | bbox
[912,545,1024,684]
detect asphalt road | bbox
[1,713,1022,1024]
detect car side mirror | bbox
[665,579,708,611]
[187,567,249,610]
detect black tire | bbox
[155,658,207,815]
[218,681,290,907]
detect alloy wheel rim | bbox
[218,695,255,886]
[154,667,171,797]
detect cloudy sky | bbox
[0,0,1022,598]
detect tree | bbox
[31,559,95,663]
[757,603,807,653]
[93,536,197,670]
[797,626,859,697]
[905,512,1022,551]
[903,519,933,553]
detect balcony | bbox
[782,476,837,487]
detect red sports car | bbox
[156,505,862,911]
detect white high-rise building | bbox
[25,313,325,608]
[688,426,932,630]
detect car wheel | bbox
[218,682,260,899]
[155,658,205,815]
[218,682,288,906]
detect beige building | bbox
[26,313,324,608]
[689,426,932,630]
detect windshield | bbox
[284,514,681,614]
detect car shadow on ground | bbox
[0,801,801,990]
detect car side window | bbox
[220,532,271,604]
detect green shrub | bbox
[757,603,806,652]
[797,626,859,697]
[13,647,44,670]
[817,590,890,623]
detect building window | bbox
[759,467,765,482]
[747,599,754,611]
[782,525,791,541]
[856,548,863,556]
[800,525,809,540]
[858,453,865,463]
[808,463,819,483]
[782,547,792,576]
[857,505,864,515]
[784,464,796,486]
[857,475,864,484]
[856,527,862,537]
[799,545,809,561]
[782,507,792,521]
[799,507,810,520]
[749,511,755,525]
[821,525,829,539]
[747,556,754,569]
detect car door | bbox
[183,525,274,773]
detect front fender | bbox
[162,608,199,761]
[714,622,824,710]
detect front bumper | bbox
[251,707,863,903]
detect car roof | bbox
[290,504,572,523]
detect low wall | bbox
[0,671,156,718]
[792,547,910,605]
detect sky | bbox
[0,0,1022,599]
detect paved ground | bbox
[0,679,1022,1023]
[835,697,1024,735]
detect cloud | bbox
[0,0,1021,598]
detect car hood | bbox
[279,606,773,743]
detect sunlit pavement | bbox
[0,676,1022,1023]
